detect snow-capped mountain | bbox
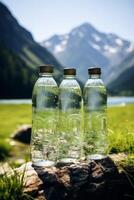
[42,23,132,83]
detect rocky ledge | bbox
[16,154,134,200]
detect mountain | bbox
[107,48,134,96]
[42,23,132,83]
[0,2,62,98]
[0,46,36,98]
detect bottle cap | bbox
[64,68,76,75]
[88,67,101,75]
[39,65,54,73]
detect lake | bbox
[0,97,134,106]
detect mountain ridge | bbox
[0,2,63,98]
[0,2,62,75]
[107,49,134,96]
[42,23,132,83]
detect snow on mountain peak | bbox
[89,41,101,50]
[54,44,65,53]
[71,29,84,38]
[108,47,118,53]
[115,38,123,46]
[127,42,134,53]
[92,33,101,42]
[104,45,117,53]
[41,23,131,78]
[44,41,52,47]
[54,39,67,53]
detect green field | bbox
[0,104,31,162]
[0,104,134,163]
[0,104,32,139]
[108,105,134,153]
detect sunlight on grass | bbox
[0,104,133,162]
[0,166,33,200]
[0,104,32,139]
[0,104,31,161]
[108,105,134,153]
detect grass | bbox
[108,104,134,153]
[0,104,31,139]
[0,141,12,161]
[0,104,31,162]
[0,166,33,200]
[0,103,133,199]
[0,104,133,162]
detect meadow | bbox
[0,103,134,200]
[0,104,134,163]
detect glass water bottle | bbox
[83,67,107,160]
[31,65,59,167]
[58,68,82,163]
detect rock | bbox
[11,124,31,144]
[16,154,134,200]
[0,162,13,174]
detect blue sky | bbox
[1,0,134,42]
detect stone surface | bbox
[11,124,31,144]
[16,154,134,200]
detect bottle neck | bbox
[89,74,101,79]
[64,75,76,79]
[39,73,53,77]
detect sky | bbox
[1,0,134,42]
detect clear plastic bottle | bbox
[83,67,107,160]
[58,68,82,163]
[31,65,59,167]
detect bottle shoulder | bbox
[34,76,58,87]
[84,78,106,88]
[59,78,81,89]
[32,77,58,97]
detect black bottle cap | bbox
[39,65,54,73]
[64,68,76,75]
[88,67,101,75]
